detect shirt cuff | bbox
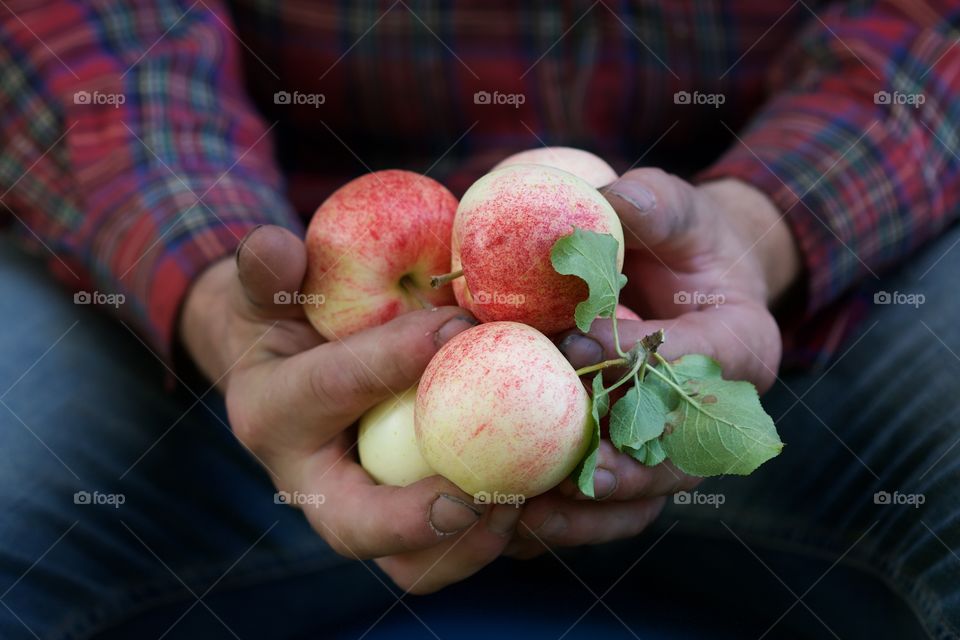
[697,97,886,318]
[114,172,302,361]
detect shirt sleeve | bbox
[699,0,960,315]
[0,0,301,359]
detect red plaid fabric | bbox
[1,1,958,368]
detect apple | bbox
[358,386,434,487]
[493,146,618,188]
[416,321,592,499]
[302,170,458,340]
[447,164,625,335]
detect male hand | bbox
[180,225,521,593]
[507,170,800,558]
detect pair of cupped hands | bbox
[180,168,799,594]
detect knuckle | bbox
[308,362,340,409]
[304,511,362,559]
[309,359,382,409]
[341,362,384,400]
[319,524,357,559]
[225,394,266,453]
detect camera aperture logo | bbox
[473,90,526,109]
[274,290,325,307]
[873,91,925,108]
[474,490,525,506]
[674,290,725,307]
[74,290,125,308]
[273,91,326,108]
[874,290,924,308]
[73,90,126,108]
[74,490,125,508]
[874,490,925,508]
[673,90,725,108]
[673,490,725,508]
[275,491,326,508]
[473,290,525,307]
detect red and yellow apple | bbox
[493,146,618,188]
[302,170,457,340]
[449,164,624,335]
[415,321,592,498]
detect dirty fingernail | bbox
[592,468,618,500]
[429,494,482,534]
[435,316,479,347]
[604,183,656,212]
[235,224,265,267]
[558,334,603,369]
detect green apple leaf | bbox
[551,228,626,332]
[670,354,723,383]
[642,439,667,466]
[573,373,607,497]
[609,383,667,450]
[648,354,723,410]
[593,373,610,420]
[625,439,668,467]
[661,377,783,476]
[623,444,645,462]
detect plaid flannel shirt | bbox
[1,0,959,369]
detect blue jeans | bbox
[0,227,957,640]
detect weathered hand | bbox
[180,225,520,593]
[563,170,800,392]
[508,170,800,558]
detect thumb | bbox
[276,306,477,428]
[236,224,309,319]
[601,168,699,251]
[560,307,781,393]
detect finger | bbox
[375,504,522,594]
[236,224,309,319]
[302,442,520,561]
[601,168,699,251]
[559,304,781,392]
[270,306,477,431]
[516,494,666,548]
[557,441,701,501]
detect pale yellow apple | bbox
[358,386,434,487]
[415,322,592,499]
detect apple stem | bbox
[430,270,463,289]
[575,357,629,377]
[399,276,434,310]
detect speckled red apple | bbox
[493,147,618,188]
[450,164,624,335]
[415,322,591,498]
[302,170,457,340]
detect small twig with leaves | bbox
[551,228,783,497]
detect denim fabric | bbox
[1,226,957,639]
